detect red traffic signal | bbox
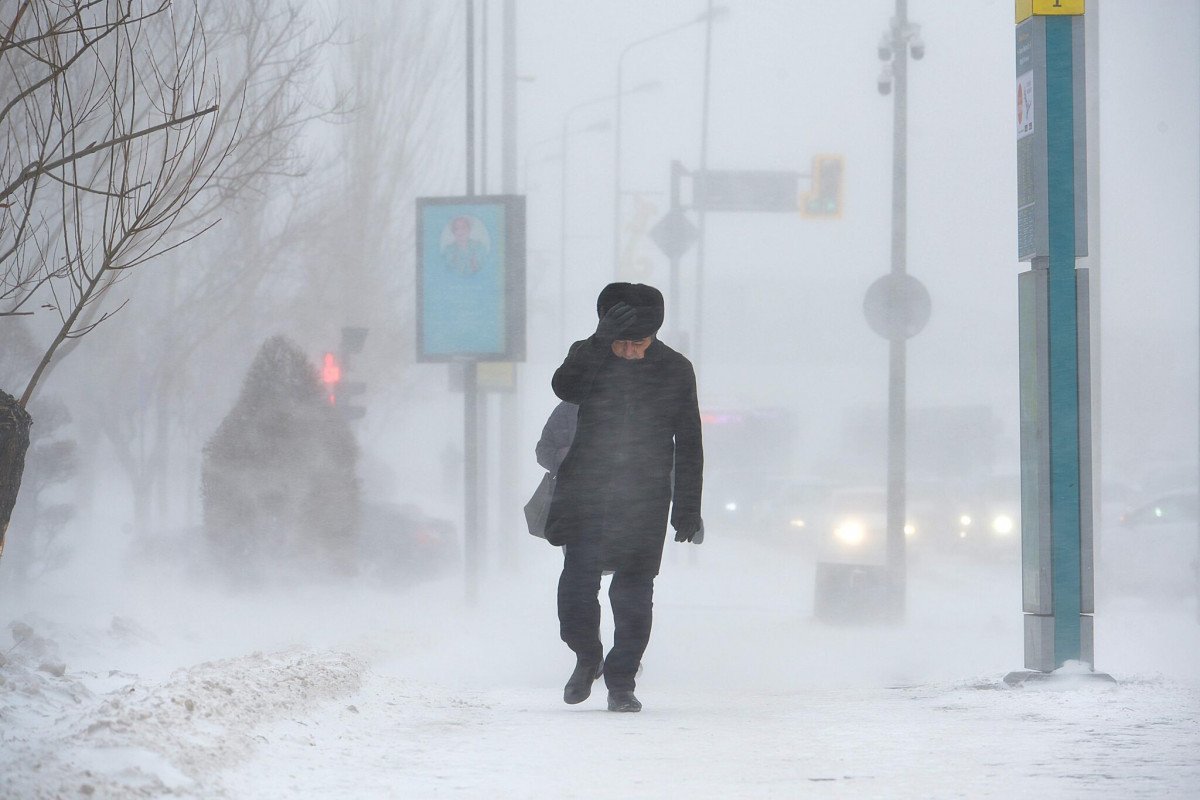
[322,352,341,386]
[321,352,341,405]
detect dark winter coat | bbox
[544,336,703,574]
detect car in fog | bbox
[814,481,1020,564]
[814,486,894,564]
[702,473,834,547]
[705,472,1021,564]
[914,475,1021,561]
[1100,490,1199,598]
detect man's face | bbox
[611,336,653,360]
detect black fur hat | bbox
[596,282,665,340]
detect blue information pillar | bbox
[1014,0,1095,673]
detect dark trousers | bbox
[557,538,654,693]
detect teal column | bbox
[1044,16,1082,664]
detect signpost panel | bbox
[416,195,526,363]
[1013,2,1095,674]
[692,170,800,214]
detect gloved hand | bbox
[673,517,705,544]
[595,301,637,345]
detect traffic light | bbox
[320,326,369,421]
[321,352,341,406]
[801,155,844,218]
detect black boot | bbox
[563,657,603,704]
[607,690,642,712]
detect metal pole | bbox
[884,0,909,615]
[694,0,714,362]
[669,161,683,330]
[464,0,480,604]
[466,0,476,197]
[559,113,569,346]
[612,17,709,281]
[500,0,519,570]
[481,0,489,195]
[464,362,479,604]
[613,56,625,279]
[501,0,517,193]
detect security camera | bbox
[910,38,925,60]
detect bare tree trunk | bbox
[0,391,33,558]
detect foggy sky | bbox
[497,0,1200,489]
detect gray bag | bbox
[523,472,556,539]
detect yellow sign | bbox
[1016,0,1084,23]
[477,361,516,391]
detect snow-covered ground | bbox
[2,535,1198,798]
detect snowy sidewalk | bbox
[219,669,1199,799]
[3,537,1198,798]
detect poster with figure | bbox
[416,195,525,362]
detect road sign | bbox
[692,170,800,213]
[863,273,931,341]
[649,208,698,261]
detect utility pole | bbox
[874,0,925,618]
[694,0,715,362]
[499,0,520,570]
[463,0,480,605]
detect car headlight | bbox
[959,514,972,527]
[904,522,916,537]
[991,514,1015,535]
[724,502,737,512]
[790,518,806,529]
[833,518,866,547]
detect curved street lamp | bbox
[612,6,728,279]
[559,81,659,345]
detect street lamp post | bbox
[560,83,656,345]
[612,8,726,280]
[876,0,924,616]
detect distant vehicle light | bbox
[958,530,968,539]
[724,502,738,512]
[790,518,806,529]
[959,515,972,526]
[991,514,1015,535]
[834,519,866,547]
[904,523,916,536]
[1154,506,1164,518]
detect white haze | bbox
[1,0,1198,796]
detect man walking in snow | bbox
[545,282,704,713]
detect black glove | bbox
[595,301,637,345]
[673,517,705,544]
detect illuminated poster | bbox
[416,195,525,362]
